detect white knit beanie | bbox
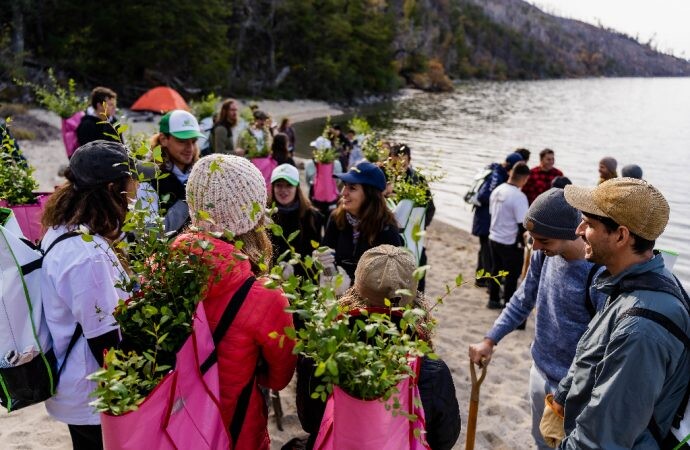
[187,154,267,235]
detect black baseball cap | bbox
[69,140,142,188]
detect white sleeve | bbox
[54,255,122,339]
[514,194,529,224]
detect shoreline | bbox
[2,101,535,449]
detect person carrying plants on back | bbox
[468,188,606,450]
[237,109,272,158]
[138,109,205,235]
[76,87,122,147]
[40,140,139,450]
[178,154,296,450]
[544,178,690,449]
[305,136,343,225]
[295,245,461,449]
[316,161,402,287]
[389,143,436,292]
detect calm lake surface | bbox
[295,78,690,283]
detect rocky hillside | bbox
[394,0,690,84]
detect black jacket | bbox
[271,205,323,278]
[296,355,461,450]
[76,114,122,147]
[322,216,402,280]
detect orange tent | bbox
[130,86,189,113]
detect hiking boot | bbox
[487,300,503,309]
[516,320,527,330]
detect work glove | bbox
[540,394,565,448]
[312,247,336,273]
[320,265,351,297]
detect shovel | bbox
[466,358,488,450]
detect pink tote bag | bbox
[251,156,278,193]
[101,302,230,450]
[312,163,339,203]
[0,193,50,243]
[313,357,430,450]
[62,111,85,159]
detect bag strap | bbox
[198,276,256,447]
[20,231,80,276]
[615,274,690,445]
[57,324,83,378]
[584,264,602,319]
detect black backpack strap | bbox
[57,324,83,378]
[198,276,256,447]
[585,264,602,319]
[20,231,81,276]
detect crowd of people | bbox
[8,84,689,450]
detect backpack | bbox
[612,271,690,449]
[198,116,215,157]
[101,277,256,450]
[464,166,493,207]
[62,111,85,159]
[313,356,430,450]
[0,208,80,412]
[312,161,339,203]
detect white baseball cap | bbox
[271,163,300,186]
[159,110,205,139]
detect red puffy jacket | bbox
[175,233,296,449]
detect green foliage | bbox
[361,135,388,163]
[189,93,219,120]
[389,164,444,208]
[239,127,271,158]
[312,147,338,164]
[87,124,212,415]
[0,120,39,205]
[15,68,87,119]
[347,116,372,136]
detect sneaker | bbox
[487,300,503,309]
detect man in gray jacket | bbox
[551,178,690,448]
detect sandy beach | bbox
[1,102,534,450]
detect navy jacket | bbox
[471,162,508,236]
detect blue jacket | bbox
[471,163,508,236]
[486,250,607,386]
[555,254,690,449]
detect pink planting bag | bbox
[312,163,339,203]
[0,193,50,243]
[62,111,85,159]
[313,357,430,450]
[251,156,278,192]
[101,302,230,450]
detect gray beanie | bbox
[524,188,581,240]
[621,164,643,179]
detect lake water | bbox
[294,78,690,284]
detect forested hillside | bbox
[1,0,688,102]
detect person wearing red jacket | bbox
[178,154,297,450]
[522,149,564,205]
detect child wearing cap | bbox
[296,245,461,449]
[138,109,205,235]
[315,161,402,283]
[40,141,135,449]
[269,164,323,279]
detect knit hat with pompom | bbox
[186,154,267,235]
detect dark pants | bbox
[476,234,492,278]
[489,239,524,304]
[68,424,103,450]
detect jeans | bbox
[529,364,559,450]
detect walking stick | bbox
[466,358,488,450]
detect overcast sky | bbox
[526,0,690,59]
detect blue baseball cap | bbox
[334,161,386,192]
[505,152,523,169]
